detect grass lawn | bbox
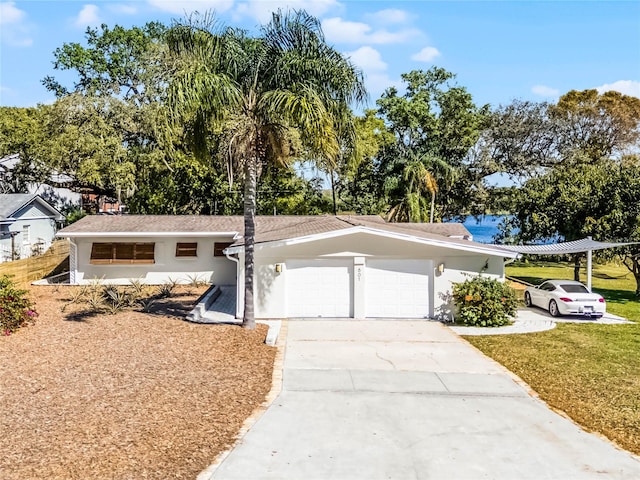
[506,260,639,321]
[466,261,640,456]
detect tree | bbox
[166,11,365,329]
[477,90,640,180]
[376,68,488,219]
[511,158,640,292]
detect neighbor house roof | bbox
[58,214,518,258]
[0,194,64,222]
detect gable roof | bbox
[0,194,64,222]
[57,214,517,257]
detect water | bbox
[462,215,513,244]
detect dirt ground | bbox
[0,285,276,479]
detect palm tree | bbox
[166,11,365,329]
[386,153,455,223]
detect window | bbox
[90,243,155,264]
[22,225,30,244]
[176,242,198,257]
[214,242,233,257]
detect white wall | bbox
[72,236,236,285]
[250,232,506,319]
[0,202,58,261]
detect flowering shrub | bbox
[0,275,37,335]
[452,276,517,327]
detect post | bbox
[587,236,593,292]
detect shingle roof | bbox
[58,215,245,234]
[56,214,520,257]
[0,194,38,220]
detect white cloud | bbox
[75,4,101,28]
[411,46,440,63]
[107,4,138,15]
[346,46,386,72]
[147,0,234,15]
[365,9,410,25]
[235,0,340,23]
[322,17,419,44]
[0,2,32,46]
[0,1,24,25]
[532,85,560,97]
[596,80,640,98]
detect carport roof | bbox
[498,238,638,255]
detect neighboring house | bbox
[0,154,81,211]
[57,215,518,320]
[0,194,65,262]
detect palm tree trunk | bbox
[330,169,337,216]
[573,254,581,282]
[242,156,257,330]
[430,192,435,223]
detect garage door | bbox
[366,259,430,318]
[286,259,353,317]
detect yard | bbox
[0,285,276,479]
[467,260,640,456]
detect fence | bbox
[0,240,69,284]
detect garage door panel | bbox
[366,259,430,318]
[287,259,353,318]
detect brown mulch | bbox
[0,286,276,480]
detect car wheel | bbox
[524,291,532,307]
[549,300,560,317]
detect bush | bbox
[0,275,37,335]
[452,276,517,327]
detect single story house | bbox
[56,215,518,320]
[0,194,65,262]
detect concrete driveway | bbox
[207,320,640,480]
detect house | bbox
[0,154,81,211]
[0,194,65,262]
[57,215,518,320]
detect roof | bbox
[0,194,64,221]
[58,214,517,257]
[499,238,639,255]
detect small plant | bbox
[138,296,157,313]
[0,275,37,335]
[156,278,178,298]
[186,274,207,287]
[452,276,517,327]
[102,286,129,315]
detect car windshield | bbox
[561,284,589,293]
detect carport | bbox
[500,236,638,290]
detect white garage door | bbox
[366,259,430,318]
[286,259,353,318]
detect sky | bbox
[0,0,639,110]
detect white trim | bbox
[225,226,519,258]
[57,231,241,239]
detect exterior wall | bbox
[0,202,58,262]
[72,236,236,285]
[250,232,506,319]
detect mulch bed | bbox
[0,285,276,479]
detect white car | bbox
[524,280,606,318]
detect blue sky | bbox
[1,0,639,109]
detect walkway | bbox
[451,308,631,336]
[204,320,640,480]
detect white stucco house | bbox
[0,194,65,262]
[57,215,518,320]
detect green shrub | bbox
[452,276,517,327]
[0,275,37,335]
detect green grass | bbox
[507,261,639,321]
[466,323,640,455]
[466,261,640,455]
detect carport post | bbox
[587,236,592,292]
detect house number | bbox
[357,267,362,281]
